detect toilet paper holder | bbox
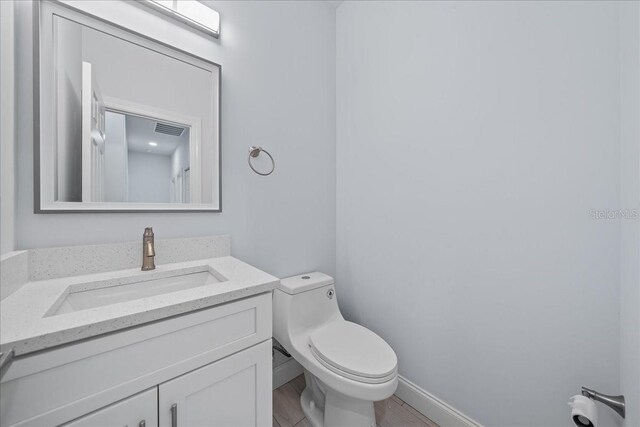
[581,386,625,419]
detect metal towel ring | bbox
[248,146,275,176]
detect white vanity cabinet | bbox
[61,389,158,427]
[158,341,271,427]
[0,293,273,427]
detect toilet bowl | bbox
[273,273,398,427]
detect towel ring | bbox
[248,146,275,176]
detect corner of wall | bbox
[618,1,640,425]
[0,0,17,255]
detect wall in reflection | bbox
[103,111,190,203]
[53,14,213,204]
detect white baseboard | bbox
[396,376,483,427]
[273,358,304,390]
[272,362,481,426]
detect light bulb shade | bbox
[141,0,220,38]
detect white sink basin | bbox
[47,267,223,316]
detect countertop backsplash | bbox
[0,251,29,301]
[0,235,231,299]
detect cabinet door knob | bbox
[139,421,146,427]
[171,403,178,427]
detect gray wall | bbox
[170,138,190,203]
[55,16,82,202]
[14,0,336,279]
[619,2,640,426]
[104,112,128,203]
[127,151,171,203]
[1,0,16,255]
[336,2,622,426]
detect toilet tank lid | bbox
[278,272,334,294]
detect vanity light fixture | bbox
[149,142,158,146]
[140,0,220,38]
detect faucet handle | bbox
[145,240,155,257]
[142,228,156,271]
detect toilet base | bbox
[300,371,376,427]
[301,387,325,427]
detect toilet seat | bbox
[309,321,397,384]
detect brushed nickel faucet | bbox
[142,227,156,271]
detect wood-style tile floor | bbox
[273,375,439,427]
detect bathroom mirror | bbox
[35,1,221,212]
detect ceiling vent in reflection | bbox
[154,122,185,137]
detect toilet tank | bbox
[273,272,343,353]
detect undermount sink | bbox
[47,267,224,316]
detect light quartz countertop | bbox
[0,256,278,356]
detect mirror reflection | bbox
[102,112,191,203]
[38,2,220,211]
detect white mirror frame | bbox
[34,0,222,213]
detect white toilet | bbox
[273,272,398,427]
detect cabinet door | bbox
[61,388,157,427]
[158,340,272,427]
